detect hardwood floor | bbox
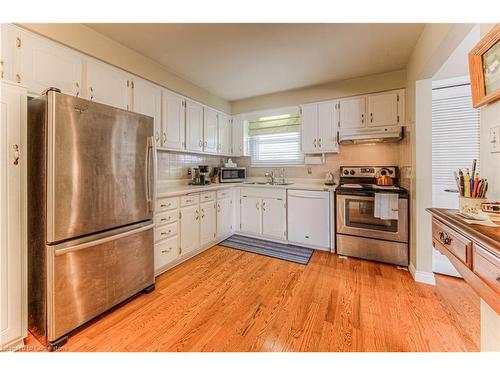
[22,246,480,352]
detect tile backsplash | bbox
[157,151,228,180]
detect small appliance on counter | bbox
[189,165,211,185]
[324,171,335,186]
[220,167,246,183]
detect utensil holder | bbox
[459,197,487,216]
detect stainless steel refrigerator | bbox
[28,88,156,349]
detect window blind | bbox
[432,85,480,186]
[248,113,304,166]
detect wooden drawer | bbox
[432,219,472,266]
[155,236,179,270]
[180,194,199,207]
[473,244,500,294]
[154,222,178,242]
[157,197,179,212]
[200,191,216,202]
[155,210,178,226]
[217,189,233,200]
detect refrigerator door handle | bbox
[54,223,154,256]
[146,136,156,212]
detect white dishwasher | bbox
[287,190,330,250]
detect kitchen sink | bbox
[243,181,294,186]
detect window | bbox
[248,112,304,166]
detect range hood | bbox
[338,126,404,144]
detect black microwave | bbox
[219,167,246,183]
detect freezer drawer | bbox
[287,190,330,249]
[45,223,154,342]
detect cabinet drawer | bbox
[180,194,199,207]
[157,197,179,212]
[473,244,500,294]
[432,219,472,266]
[200,191,216,202]
[217,189,233,200]
[155,236,179,270]
[155,210,178,226]
[155,222,178,242]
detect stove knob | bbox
[388,169,393,175]
[380,169,387,176]
[343,170,349,175]
[349,170,355,175]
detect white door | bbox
[218,112,231,155]
[86,58,130,110]
[432,81,480,277]
[180,205,200,255]
[200,201,216,246]
[339,96,366,129]
[17,28,82,96]
[367,91,399,127]
[162,90,185,150]
[240,196,261,236]
[217,197,233,238]
[317,101,339,152]
[300,103,318,153]
[0,82,27,347]
[261,198,286,240]
[203,107,218,153]
[132,77,161,145]
[231,115,244,156]
[185,100,203,152]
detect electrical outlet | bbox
[490,126,500,153]
[307,167,312,175]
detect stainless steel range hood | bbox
[338,126,404,144]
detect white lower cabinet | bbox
[155,236,179,271]
[240,196,262,236]
[180,204,201,255]
[261,198,286,240]
[0,81,27,349]
[200,201,217,246]
[217,197,233,238]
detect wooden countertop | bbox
[426,208,500,256]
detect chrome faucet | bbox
[265,170,276,184]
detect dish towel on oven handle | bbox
[374,193,399,220]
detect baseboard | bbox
[1,337,25,352]
[408,263,436,285]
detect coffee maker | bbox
[189,165,211,185]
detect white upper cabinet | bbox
[300,101,338,154]
[317,101,339,152]
[218,112,231,155]
[300,103,318,154]
[367,90,402,127]
[185,99,203,152]
[339,96,366,129]
[203,107,218,153]
[5,25,82,96]
[132,77,161,143]
[162,90,186,150]
[231,115,244,157]
[86,58,130,110]
[1,24,16,82]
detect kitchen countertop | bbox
[157,179,337,198]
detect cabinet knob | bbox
[0,59,4,79]
[75,82,80,97]
[89,86,94,100]
[370,113,373,123]
[13,144,20,166]
[163,132,167,143]
[361,113,364,124]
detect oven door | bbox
[336,194,408,243]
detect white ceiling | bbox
[86,23,424,101]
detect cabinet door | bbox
[180,205,200,255]
[217,197,233,238]
[317,101,339,153]
[154,236,179,272]
[240,196,261,236]
[300,103,318,153]
[17,28,82,96]
[367,91,399,127]
[261,198,286,240]
[231,115,244,156]
[0,82,27,347]
[203,107,218,153]
[1,24,17,82]
[185,100,203,152]
[86,58,130,110]
[200,201,216,246]
[132,78,161,145]
[339,96,366,129]
[218,112,231,155]
[162,90,186,150]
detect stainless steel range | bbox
[336,166,409,266]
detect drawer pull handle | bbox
[496,276,500,283]
[161,230,172,235]
[161,202,171,207]
[438,231,451,245]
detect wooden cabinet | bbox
[261,198,286,240]
[180,204,200,255]
[0,82,27,349]
[231,115,244,156]
[132,77,161,145]
[203,107,218,153]
[339,96,366,129]
[185,100,203,152]
[200,201,217,246]
[473,244,500,295]
[300,101,339,154]
[86,58,130,110]
[218,112,231,155]
[367,91,400,127]
[162,90,186,150]
[217,197,233,238]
